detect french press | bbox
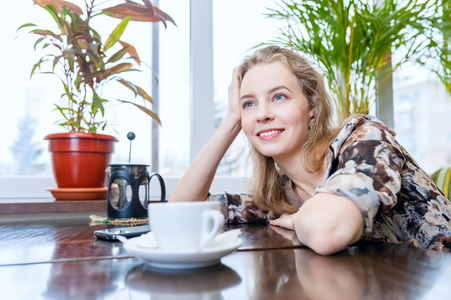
[106,132,166,219]
[106,164,166,219]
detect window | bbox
[5,0,443,202]
[158,0,190,176]
[393,64,451,174]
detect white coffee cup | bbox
[148,201,224,251]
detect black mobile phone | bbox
[94,225,150,241]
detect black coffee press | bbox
[107,132,166,219]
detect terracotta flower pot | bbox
[44,132,119,188]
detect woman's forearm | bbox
[293,193,364,255]
[168,114,241,202]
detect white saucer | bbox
[121,231,242,270]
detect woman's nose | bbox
[256,104,274,123]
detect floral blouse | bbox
[210,115,451,252]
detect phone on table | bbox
[94,224,150,241]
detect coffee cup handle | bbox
[199,210,224,248]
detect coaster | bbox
[89,215,149,226]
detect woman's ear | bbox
[309,109,316,122]
[308,109,317,130]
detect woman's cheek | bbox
[241,118,253,140]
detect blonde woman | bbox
[169,46,451,255]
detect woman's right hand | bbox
[227,67,242,127]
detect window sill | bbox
[0,200,107,215]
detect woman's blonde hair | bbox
[238,46,338,214]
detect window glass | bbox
[1,0,57,176]
[158,0,190,177]
[393,64,451,174]
[213,0,282,176]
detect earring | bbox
[308,124,312,130]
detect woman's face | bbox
[240,61,313,160]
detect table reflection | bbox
[247,226,450,300]
[125,263,242,300]
[43,260,120,299]
[42,237,131,299]
[293,249,370,300]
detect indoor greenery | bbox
[420,1,451,96]
[265,0,449,122]
[18,0,175,133]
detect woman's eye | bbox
[243,101,255,109]
[274,94,286,101]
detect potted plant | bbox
[18,0,175,198]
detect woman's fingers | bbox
[227,67,241,119]
[269,213,296,230]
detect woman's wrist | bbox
[221,113,242,134]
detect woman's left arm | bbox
[270,193,364,255]
[271,117,408,254]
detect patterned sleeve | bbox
[208,192,274,224]
[315,117,406,233]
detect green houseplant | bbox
[264,0,445,122]
[18,0,175,195]
[418,1,451,95]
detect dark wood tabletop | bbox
[1,217,451,299]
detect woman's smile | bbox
[257,128,285,139]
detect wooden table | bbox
[1,217,451,299]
